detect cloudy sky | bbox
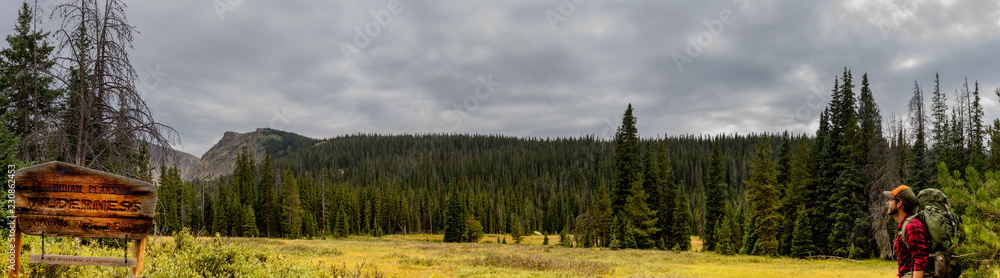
[3,0,1000,157]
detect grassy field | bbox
[234,234,896,278]
[1,233,895,277]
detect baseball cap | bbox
[883,185,918,207]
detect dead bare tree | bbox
[39,0,177,179]
[865,119,901,260]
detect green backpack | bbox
[899,188,962,277]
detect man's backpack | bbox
[900,188,962,277]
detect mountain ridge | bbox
[182,128,318,181]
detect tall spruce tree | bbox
[785,139,814,254]
[281,169,302,238]
[715,207,739,255]
[258,148,275,237]
[0,2,60,161]
[592,179,613,247]
[931,73,948,152]
[656,144,677,248]
[613,104,643,215]
[745,140,781,256]
[775,132,796,255]
[444,194,466,243]
[739,212,756,255]
[813,107,834,253]
[671,186,692,251]
[967,81,985,172]
[704,141,726,251]
[243,204,258,237]
[622,168,659,249]
[334,206,349,238]
[790,206,816,258]
[234,146,256,208]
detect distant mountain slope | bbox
[184,128,317,181]
[149,144,200,183]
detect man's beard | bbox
[888,206,898,216]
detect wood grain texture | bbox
[29,254,137,267]
[13,161,157,238]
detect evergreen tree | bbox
[931,73,949,152]
[363,199,372,235]
[812,108,834,253]
[776,132,793,186]
[613,104,643,215]
[334,206,349,238]
[0,2,60,160]
[444,194,466,242]
[967,81,985,172]
[656,143,676,248]
[243,204,259,237]
[907,80,931,191]
[303,210,318,238]
[622,167,659,249]
[258,148,275,237]
[671,188,692,251]
[775,132,796,255]
[213,179,230,235]
[704,141,727,251]
[739,212,756,255]
[609,216,622,250]
[622,221,637,249]
[234,146,256,210]
[783,139,814,254]
[281,169,302,238]
[0,125,22,232]
[592,179,613,247]
[511,214,524,244]
[0,125,21,167]
[642,147,663,241]
[857,73,882,161]
[745,140,781,256]
[715,213,735,255]
[790,207,816,258]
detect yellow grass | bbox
[226,234,895,278]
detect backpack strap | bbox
[898,214,918,248]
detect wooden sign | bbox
[13,161,157,238]
[8,161,156,277]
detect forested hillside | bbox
[161,130,785,239]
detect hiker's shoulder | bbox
[904,215,928,232]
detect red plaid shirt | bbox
[895,214,930,277]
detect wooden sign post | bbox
[8,161,157,277]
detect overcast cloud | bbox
[2,0,1000,157]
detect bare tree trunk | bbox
[866,130,900,260]
[40,0,178,179]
